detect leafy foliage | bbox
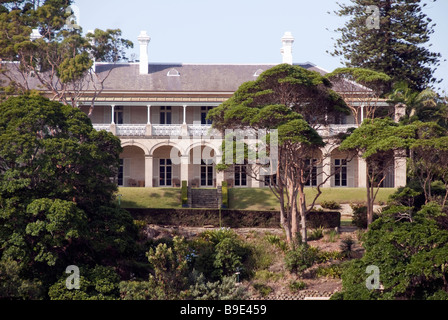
[330,0,442,91]
[336,203,448,300]
[0,96,138,298]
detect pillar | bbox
[146,105,152,137]
[145,155,153,187]
[358,156,367,188]
[322,153,332,188]
[180,155,189,184]
[394,150,407,188]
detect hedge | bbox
[127,208,340,229]
[181,181,188,207]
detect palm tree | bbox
[388,81,437,118]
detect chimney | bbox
[138,31,151,74]
[281,32,294,65]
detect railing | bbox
[188,125,217,136]
[93,124,111,132]
[317,124,358,136]
[116,125,146,136]
[152,124,182,136]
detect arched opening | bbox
[120,146,146,187]
[188,145,217,188]
[152,145,182,187]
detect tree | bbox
[408,122,448,208]
[325,67,393,125]
[388,81,438,118]
[333,203,448,300]
[208,64,350,245]
[330,0,442,91]
[0,0,133,111]
[0,96,138,297]
[339,118,414,226]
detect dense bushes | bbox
[351,204,379,229]
[118,228,254,300]
[128,208,341,229]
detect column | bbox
[215,155,224,186]
[146,105,152,137]
[181,105,188,136]
[145,155,153,188]
[111,105,115,124]
[394,150,407,188]
[360,105,364,124]
[110,105,116,135]
[183,105,187,125]
[358,156,367,188]
[180,155,189,184]
[322,153,332,188]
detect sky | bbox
[73,0,448,93]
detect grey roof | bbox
[93,62,320,93]
[1,61,369,94]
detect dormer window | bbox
[167,68,180,77]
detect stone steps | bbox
[190,188,219,208]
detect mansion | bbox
[4,31,408,190]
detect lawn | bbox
[117,187,182,208]
[228,188,397,211]
[117,187,396,210]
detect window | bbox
[201,160,214,186]
[234,165,247,187]
[305,159,318,187]
[114,106,123,124]
[118,159,124,186]
[167,68,180,77]
[159,159,172,186]
[160,106,172,125]
[264,174,277,186]
[334,159,347,187]
[201,106,213,125]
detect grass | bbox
[228,188,396,211]
[116,187,397,210]
[117,187,181,208]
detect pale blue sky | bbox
[73,0,448,93]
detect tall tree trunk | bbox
[298,183,307,244]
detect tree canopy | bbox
[208,64,350,245]
[0,95,138,298]
[330,0,442,91]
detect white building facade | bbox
[75,31,406,189]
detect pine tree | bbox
[330,0,442,91]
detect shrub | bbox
[351,204,379,229]
[254,270,284,282]
[253,283,273,297]
[193,228,252,281]
[221,181,228,209]
[316,250,344,263]
[265,234,288,252]
[289,280,307,292]
[186,273,247,300]
[340,237,355,258]
[320,200,342,210]
[315,264,344,279]
[308,226,324,241]
[284,244,320,274]
[181,181,188,207]
[324,229,339,243]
